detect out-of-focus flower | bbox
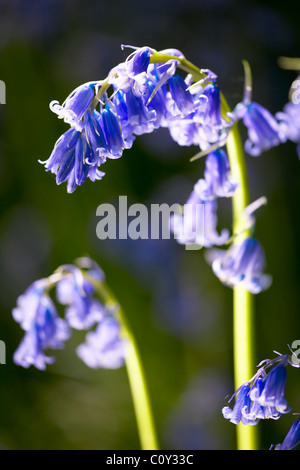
[12,278,49,330]
[211,236,272,294]
[77,314,127,369]
[14,294,71,370]
[56,266,105,331]
[276,102,300,158]
[12,257,127,371]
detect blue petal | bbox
[43,128,80,173]
[56,147,76,184]
[168,73,195,115]
[101,106,124,158]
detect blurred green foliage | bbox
[0,0,299,450]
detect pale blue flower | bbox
[56,266,105,330]
[76,315,127,369]
[212,237,272,294]
[14,294,71,370]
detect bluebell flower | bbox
[168,118,201,147]
[273,418,300,450]
[276,102,300,158]
[193,149,238,200]
[245,376,280,421]
[14,294,71,370]
[223,354,292,426]
[40,119,105,193]
[144,79,170,129]
[168,73,195,115]
[124,87,157,134]
[127,46,151,76]
[170,188,229,248]
[76,314,127,369]
[222,383,258,425]
[256,359,290,413]
[235,101,286,156]
[12,258,127,371]
[12,278,49,330]
[83,109,108,164]
[197,83,222,128]
[212,236,272,294]
[50,82,96,132]
[56,266,105,330]
[194,82,234,147]
[101,105,128,158]
[108,46,152,98]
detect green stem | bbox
[86,276,159,450]
[221,97,258,450]
[152,51,258,449]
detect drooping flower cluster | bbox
[13,258,127,370]
[222,353,296,426]
[211,235,272,294]
[40,46,235,193]
[40,46,299,194]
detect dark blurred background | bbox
[0,0,299,450]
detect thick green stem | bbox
[86,277,159,450]
[152,51,258,449]
[222,97,258,450]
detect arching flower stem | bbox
[83,272,159,451]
